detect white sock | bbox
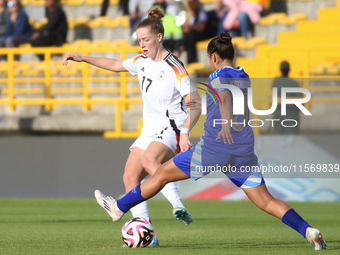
[160,182,184,208]
[130,201,150,221]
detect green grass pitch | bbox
[0,198,339,255]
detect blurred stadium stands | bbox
[0,0,339,135]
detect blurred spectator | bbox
[269,0,286,14]
[30,0,68,61]
[100,0,129,17]
[215,0,229,36]
[272,61,302,134]
[0,0,32,51]
[0,0,7,37]
[183,0,207,64]
[218,0,269,38]
[152,0,183,57]
[129,0,154,30]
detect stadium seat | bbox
[310,65,326,75]
[88,17,111,29]
[65,0,84,6]
[32,18,48,30]
[91,40,111,47]
[278,32,340,45]
[196,39,211,51]
[70,39,92,48]
[88,66,98,76]
[74,17,90,27]
[116,16,130,28]
[30,0,44,6]
[111,40,131,47]
[186,62,206,75]
[297,20,340,32]
[103,18,120,28]
[258,13,286,25]
[84,0,102,4]
[277,13,308,25]
[232,37,247,47]
[98,69,115,76]
[325,64,340,75]
[237,37,267,50]
[19,43,32,48]
[59,68,81,76]
[21,0,29,5]
[29,18,35,27]
[318,8,340,21]
[67,18,75,29]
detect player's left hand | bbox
[179,133,192,152]
[216,126,234,144]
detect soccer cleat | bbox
[94,190,124,222]
[306,227,327,250]
[172,206,193,226]
[122,235,159,248]
[149,234,159,247]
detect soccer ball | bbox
[121,217,154,248]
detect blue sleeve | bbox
[215,75,232,94]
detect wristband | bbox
[180,128,190,134]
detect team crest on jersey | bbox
[158,71,165,81]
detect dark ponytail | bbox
[207,32,234,61]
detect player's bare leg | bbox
[140,160,190,199]
[243,184,327,250]
[123,147,148,192]
[122,146,160,247]
[95,160,189,222]
[142,142,193,225]
[242,184,290,219]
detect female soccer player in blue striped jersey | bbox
[95,32,327,251]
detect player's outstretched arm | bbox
[62,54,127,72]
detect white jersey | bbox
[123,51,197,136]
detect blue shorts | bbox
[173,140,265,188]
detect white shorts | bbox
[130,126,180,154]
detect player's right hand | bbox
[62,54,83,66]
[185,98,201,110]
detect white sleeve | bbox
[176,74,197,97]
[122,57,138,76]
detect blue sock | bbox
[117,184,146,213]
[281,208,311,238]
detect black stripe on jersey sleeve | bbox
[165,55,187,75]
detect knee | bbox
[152,165,169,186]
[141,155,157,174]
[123,169,139,189]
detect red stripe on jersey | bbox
[132,54,147,64]
[175,132,181,155]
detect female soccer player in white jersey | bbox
[63,8,201,246]
[95,32,327,251]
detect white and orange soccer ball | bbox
[121,217,154,248]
